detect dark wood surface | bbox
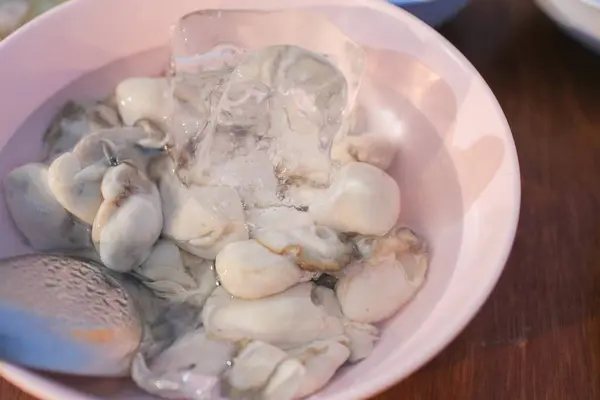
[4,0,600,399]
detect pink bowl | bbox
[0,0,520,399]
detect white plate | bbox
[536,0,600,53]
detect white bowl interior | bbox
[0,1,520,399]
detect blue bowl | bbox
[389,0,471,26]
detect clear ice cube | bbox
[165,9,366,194]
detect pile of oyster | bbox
[2,42,428,400]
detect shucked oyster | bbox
[115,77,174,127]
[135,244,217,308]
[254,225,352,272]
[3,163,91,251]
[245,207,313,237]
[225,340,289,394]
[151,328,235,376]
[134,240,197,299]
[262,358,306,400]
[42,100,122,164]
[330,132,399,171]
[202,283,344,350]
[336,227,429,324]
[159,169,248,260]
[226,338,350,400]
[180,251,218,308]
[281,183,328,210]
[288,338,351,398]
[309,162,401,236]
[312,285,378,362]
[215,240,308,300]
[132,327,235,400]
[47,127,161,224]
[92,163,163,273]
[73,127,165,172]
[47,151,106,225]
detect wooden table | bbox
[4,0,600,398]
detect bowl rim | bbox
[0,0,521,399]
[535,0,600,53]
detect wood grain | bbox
[4,0,600,399]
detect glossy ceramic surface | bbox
[536,0,600,54]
